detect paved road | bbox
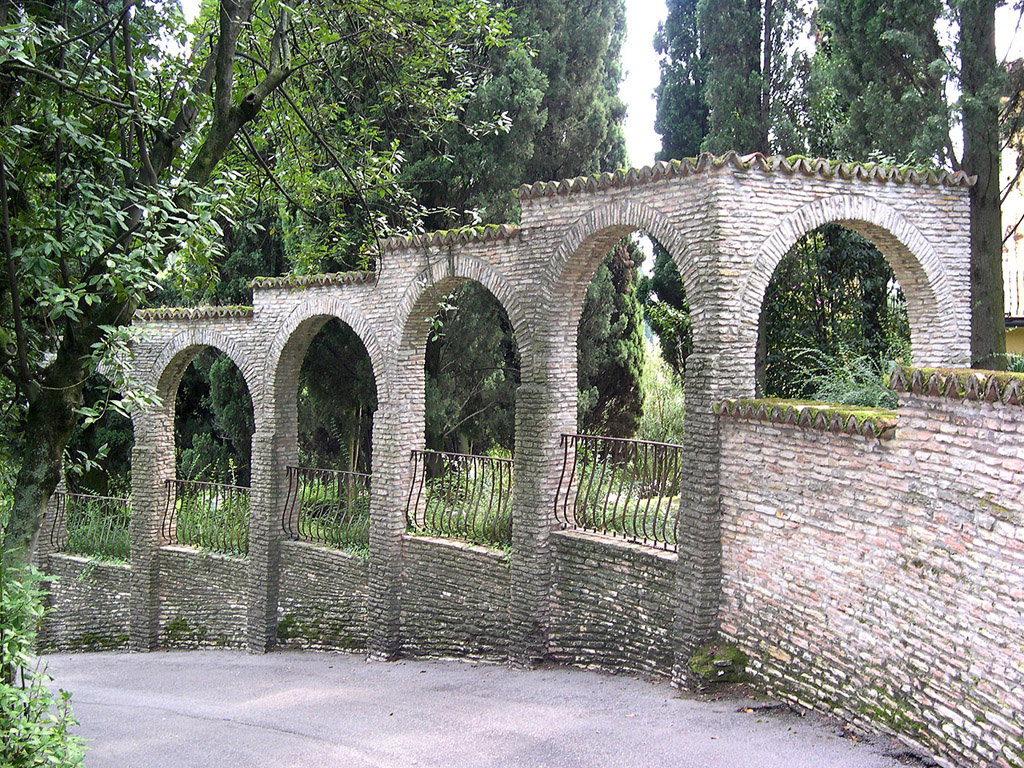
[44,650,917,768]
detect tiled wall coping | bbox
[715,398,897,441]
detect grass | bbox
[171,485,249,556]
[62,496,131,561]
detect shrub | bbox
[0,566,85,766]
[637,346,685,445]
[790,341,905,410]
[1004,353,1024,373]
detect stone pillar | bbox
[128,410,174,651]
[671,350,725,687]
[246,430,281,651]
[508,361,577,666]
[366,352,424,658]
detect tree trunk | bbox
[1,347,88,568]
[960,0,1006,369]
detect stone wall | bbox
[399,535,511,661]
[124,152,973,663]
[717,372,1024,768]
[40,555,131,652]
[276,540,369,652]
[156,547,248,648]
[549,530,676,676]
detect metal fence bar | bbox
[163,479,250,555]
[281,465,371,551]
[405,450,513,548]
[555,433,684,550]
[50,492,131,561]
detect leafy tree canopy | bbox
[0,0,511,565]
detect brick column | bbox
[128,411,174,651]
[366,348,424,658]
[508,361,577,666]
[671,350,726,686]
[246,430,281,651]
[365,404,411,659]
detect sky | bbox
[618,2,1024,169]
[619,0,668,167]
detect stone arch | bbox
[394,252,529,365]
[150,327,261,410]
[261,295,385,476]
[741,194,968,367]
[265,295,388,408]
[548,200,704,334]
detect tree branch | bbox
[239,127,324,222]
[121,6,157,187]
[0,156,33,399]
[2,63,131,110]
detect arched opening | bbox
[743,195,967,376]
[281,318,378,554]
[175,349,254,485]
[554,225,695,552]
[758,224,910,408]
[406,279,520,548]
[167,347,255,555]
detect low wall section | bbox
[41,554,132,652]
[717,371,1024,768]
[399,535,511,661]
[548,530,676,676]
[156,546,248,648]
[276,540,369,651]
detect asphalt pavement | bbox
[43,650,921,768]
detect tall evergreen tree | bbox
[578,241,646,437]
[957,0,1005,368]
[696,0,805,154]
[820,0,1007,366]
[654,0,709,160]
[818,0,951,164]
[697,0,765,153]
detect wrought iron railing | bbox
[282,465,371,551]
[50,492,131,561]
[555,433,684,550]
[163,479,249,555]
[405,450,513,548]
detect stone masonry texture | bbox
[156,547,248,649]
[549,530,676,676]
[40,555,131,652]
[275,540,369,652]
[40,154,1016,768]
[398,535,511,661]
[717,374,1024,768]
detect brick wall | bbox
[549,530,676,676]
[124,153,972,661]
[276,540,369,651]
[399,535,511,661]
[717,377,1024,768]
[40,555,132,652]
[156,547,248,648]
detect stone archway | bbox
[740,194,968,371]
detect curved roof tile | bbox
[518,151,975,201]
